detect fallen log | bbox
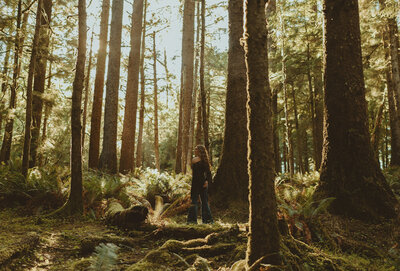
[105,200,148,229]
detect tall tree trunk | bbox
[22,0,43,177]
[292,84,304,174]
[315,0,398,220]
[60,0,86,215]
[88,0,110,169]
[38,49,54,167]
[200,0,209,156]
[152,31,160,171]
[135,0,147,169]
[280,3,294,176]
[187,2,201,170]
[82,32,93,150]
[382,26,400,165]
[180,0,195,174]
[272,88,280,173]
[99,0,124,173]
[0,3,29,163]
[211,0,248,205]
[371,95,385,163]
[0,42,11,135]
[163,49,170,109]
[119,0,144,173]
[30,0,52,167]
[243,0,281,267]
[175,79,184,173]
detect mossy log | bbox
[80,234,138,255]
[105,200,148,229]
[160,195,191,219]
[0,232,39,267]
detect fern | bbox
[89,243,119,271]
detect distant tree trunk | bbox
[292,84,304,174]
[22,0,43,177]
[30,0,52,168]
[272,88,280,173]
[180,0,195,174]
[383,28,400,166]
[136,0,147,168]
[0,2,28,163]
[99,0,124,173]
[0,42,11,135]
[280,4,294,176]
[88,0,110,169]
[152,31,160,171]
[187,2,201,169]
[200,0,209,156]
[119,0,144,173]
[163,49,171,109]
[371,96,385,163]
[38,51,54,167]
[175,81,184,174]
[60,0,86,215]
[82,32,94,151]
[211,0,248,205]
[315,0,398,220]
[195,89,202,146]
[283,81,294,176]
[243,0,281,268]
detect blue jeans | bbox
[187,187,213,224]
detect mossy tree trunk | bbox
[211,0,249,206]
[88,0,110,169]
[315,0,399,221]
[98,0,124,173]
[382,28,400,166]
[63,0,87,215]
[0,3,29,163]
[243,0,281,268]
[30,0,52,168]
[22,0,42,177]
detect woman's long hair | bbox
[195,145,211,170]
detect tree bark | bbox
[272,88,281,173]
[98,0,124,173]
[291,84,304,174]
[82,32,94,150]
[0,3,29,163]
[175,79,184,174]
[187,2,201,169]
[0,41,11,137]
[211,0,248,205]
[152,31,160,171]
[135,0,147,169]
[383,27,400,166]
[60,0,86,215]
[371,96,385,163]
[180,0,195,174]
[200,0,209,156]
[243,0,281,267]
[30,0,52,167]
[119,0,144,173]
[315,0,399,221]
[22,0,43,177]
[88,0,110,169]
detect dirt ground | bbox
[0,208,399,270]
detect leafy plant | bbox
[89,243,119,271]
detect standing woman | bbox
[187,145,214,224]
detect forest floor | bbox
[0,206,399,271]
